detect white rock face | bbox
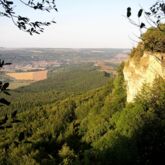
[123,51,165,102]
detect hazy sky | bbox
[0,0,156,48]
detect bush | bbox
[142,24,165,52]
[129,42,144,59]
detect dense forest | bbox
[0,62,164,165]
[1,1,165,164]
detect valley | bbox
[0,48,129,89]
[1,0,165,164]
[0,46,164,165]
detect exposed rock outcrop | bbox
[123,51,165,102]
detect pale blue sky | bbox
[0,0,156,48]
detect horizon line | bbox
[0,47,131,49]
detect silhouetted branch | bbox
[126,0,165,33]
[0,0,58,35]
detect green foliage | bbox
[128,24,165,60]
[0,64,164,164]
[58,143,76,165]
[129,42,144,59]
[20,64,109,93]
[142,24,165,52]
[0,64,109,114]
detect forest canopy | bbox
[0,64,164,164]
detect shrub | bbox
[142,24,165,52]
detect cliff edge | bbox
[123,51,165,102]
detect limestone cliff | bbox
[123,51,165,102]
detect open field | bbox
[7,70,48,81]
[94,61,117,74]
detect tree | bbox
[141,24,165,52]
[0,60,11,106]
[127,1,165,53]
[0,0,58,35]
[127,0,165,32]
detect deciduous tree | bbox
[0,0,58,35]
[127,0,165,32]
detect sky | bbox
[0,0,156,48]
